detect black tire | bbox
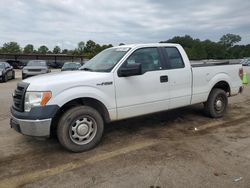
[22,73,26,80]
[57,106,104,152]
[2,74,7,82]
[12,71,15,79]
[204,88,228,118]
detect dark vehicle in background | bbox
[6,60,25,69]
[22,60,51,79]
[61,62,81,71]
[0,62,15,82]
[241,59,250,66]
[47,61,63,69]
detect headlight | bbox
[24,91,52,112]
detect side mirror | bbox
[118,63,142,77]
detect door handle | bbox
[160,75,168,83]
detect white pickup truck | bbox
[10,43,243,152]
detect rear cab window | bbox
[163,47,185,69]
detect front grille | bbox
[28,69,41,72]
[12,82,29,112]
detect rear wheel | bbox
[204,88,228,118]
[57,106,104,152]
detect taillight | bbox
[239,68,243,80]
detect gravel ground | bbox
[0,67,249,188]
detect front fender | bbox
[47,86,116,111]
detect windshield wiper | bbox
[80,67,93,71]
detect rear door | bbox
[114,47,170,120]
[161,47,192,109]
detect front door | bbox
[114,47,170,120]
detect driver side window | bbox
[125,48,162,73]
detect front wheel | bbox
[22,73,26,80]
[12,71,15,79]
[57,106,104,152]
[204,88,228,118]
[2,74,7,82]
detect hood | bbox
[24,70,113,92]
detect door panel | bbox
[115,70,170,119]
[114,47,170,120]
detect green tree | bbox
[219,33,241,47]
[162,35,194,48]
[77,41,85,55]
[84,40,96,53]
[38,45,49,54]
[62,49,68,54]
[53,46,61,54]
[2,42,21,53]
[83,40,97,58]
[189,42,207,60]
[23,44,34,54]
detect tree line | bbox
[161,33,250,60]
[0,34,249,60]
[0,40,113,59]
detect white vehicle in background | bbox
[241,58,250,66]
[10,43,243,152]
[22,60,51,79]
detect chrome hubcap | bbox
[69,117,97,145]
[215,100,223,110]
[77,124,89,136]
[214,94,225,112]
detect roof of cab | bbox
[112,43,180,49]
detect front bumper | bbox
[10,116,51,137]
[23,72,47,77]
[10,105,59,137]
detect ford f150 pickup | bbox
[10,43,243,152]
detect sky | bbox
[0,0,250,50]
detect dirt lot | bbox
[0,68,250,188]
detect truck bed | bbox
[191,62,242,105]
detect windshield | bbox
[80,47,130,72]
[27,60,46,67]
[63,62,81,69]
[0,63,5,69]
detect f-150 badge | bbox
[96,82,113,86]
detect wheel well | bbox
[212,81,230,95]
[50,98,111,136]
